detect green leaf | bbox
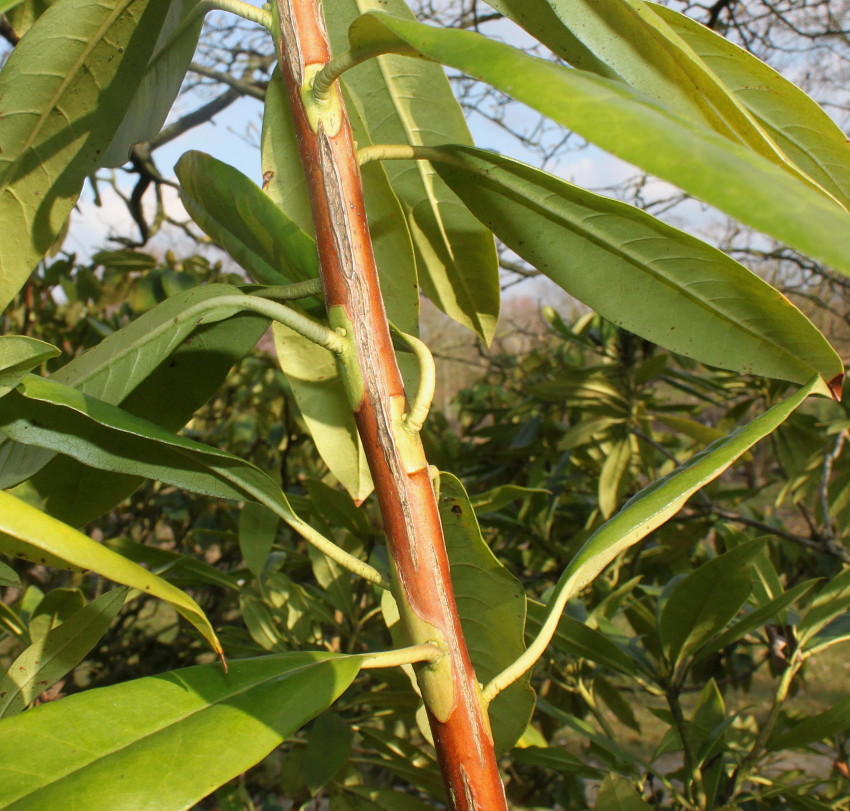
[769,697,850,751]
[798,567,850,645]
[273,321,374,503]
[100,0,204,167]
[513,745,600,776]
[0,375,313,543]
[543,379,816,620]
[525,600,640,678]
[427,146,842,388]
[0,0,173,311]
[695,579,818,661]
[239,502,279,578]
[0,0,27,18]
[0,336,60,398]
[103,536,240,591]
[659,541,763,668]
[327,0,499,341]
[470,484,550,514]
[0,652,360,809]
[438,472,534,752]
[303,711,353,794]
[0,560,20,588]
[176,151,319,287]
[651,2,850,209]
[29,306,269,526]
[347,12,850,279]
[599,437,632,519]
[594,773,653,810]
[0,283,261,490]
[0,588,127,718]
[0,490,221,653]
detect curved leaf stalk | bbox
[271,1,508,807]
[483,380,816,703]
[390,324,436,434]
[198,0,271,27]
[251,279,324,300]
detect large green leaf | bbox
[594,774,654,810]
[438,472,534,752]
[769,697,850,751]
[650,2,850,209]
[0,652,360,809]
[346,12,850,278]
[659,540,763,669]
[0,0,172,311]
[0,588,127,718]
[326,0,499,341]
[427,146,842,388]
[100,0,204,167]
[0,283,266,491]
[487,0,807,176]
[0,374,379,584]
[176,151,319,287]
[0,490,220,653]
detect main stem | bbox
[272,3,507,808]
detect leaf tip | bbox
[219,651,229,674]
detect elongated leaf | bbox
[659,541,763,668]
[695,579,818,661]
[326,0,499,341]
[0,490,220,653]
[438,472,533,752]
[488,0,812,180]
[428,146,842,388]
[0,283,265,490]
[28,306,269,525]
[273,322,374,503]
[303,711,353,794]
[798,567,850,645]
[544,379,816,618]
[101,0,204,167]
[0,588,127,718]
[0,375,310,537]
[599,437,632,519]
[239,502,279,578]
[0,0,172,311]
[769,697,850,751]
[0,652,360,809]
[470,484,549,515]
[0,0,27,17]
[176,151,319,286]
[651,2,850,209]
[347,12,850,278]
[0,337,59,398]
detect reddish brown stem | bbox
[272,2,507,808]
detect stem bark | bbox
[271,2,508,808]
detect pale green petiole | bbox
[249,279,324,301]
[390,324,435,435]
[198,0,272,28]
[360,643,443,669]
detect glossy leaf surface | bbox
[0,490,220,652]
[177,151,319,286]
[347,12,850,277]
[0,653,360,809]
[429,146,842,387]
[0,337,59,398]
[0,0,172,311]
